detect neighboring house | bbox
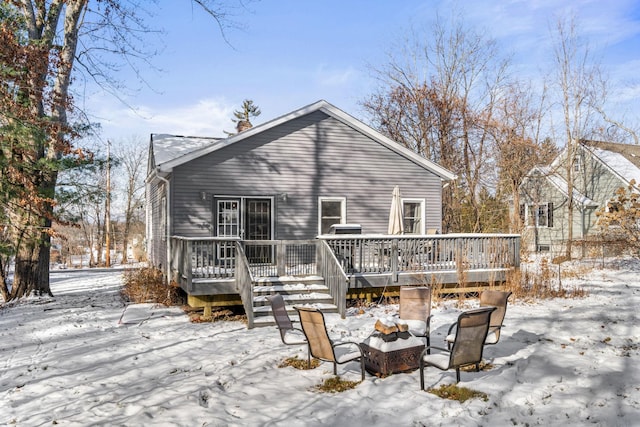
[519,140,640,254]
[146,100,456,273]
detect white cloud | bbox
[88,96,236,142]
[314,65,359,87]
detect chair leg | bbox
[426,335,431,354]
[475,362,480,372]
[307,345,311,369]
[455,368,460,383]
[419,362,425,390]
[333,362,337,376]
[360,358,365,382]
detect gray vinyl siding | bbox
[147,179,167,269]
[170,111,443,239]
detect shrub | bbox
[504,258,588,301]
[121,267,182,306]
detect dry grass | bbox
[314,376,360,393]
[460,361,494,372]
[504,257,589,301]
[278,356,320,370]
[188,307,246,323]
[427,383,488,402]
[121,267,182,306]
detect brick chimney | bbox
[236,120,252,133]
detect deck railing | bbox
[171,233,521,290]
[242,240,318,277]
[235,242,255,328]
[316,233,521,279]
[170,237,241,291]
[317,240,349,316]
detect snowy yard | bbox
[1,260,639,426]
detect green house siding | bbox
[520,142,635,253]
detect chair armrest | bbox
[446,322,457,336]
[333,341,364,358]
[420,345,450,357]
[334,340,363,350]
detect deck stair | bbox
[251,275,337,328]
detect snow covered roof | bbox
[147,100,457,181]
[534,166,597,207]
[583,141,640,189]
[150,134,222,169]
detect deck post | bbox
[186,240,193,293]
[391,239,399,282]
[276,241,286,277]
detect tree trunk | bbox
[11,229,52,298]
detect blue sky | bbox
[86,0,640,144]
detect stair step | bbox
[253,291,333,307]
[253,300,337,315]
[253,283,330,295]
[253,275,323,283]
[252,302,339,327]
[249,275,336,327]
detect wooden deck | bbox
[169,234,520,327]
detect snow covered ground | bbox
[1,259,639,426]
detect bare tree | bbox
[490,80,558,232]
[362,14,510,232]
[113,138,146,264]
[550,15,602,259]
[1,1,244,300]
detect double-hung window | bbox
[526,202,554,228]
[319,197,346,234]
[402,199,425,234]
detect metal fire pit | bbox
[361,331,425,377]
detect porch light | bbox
[200,191,208,201]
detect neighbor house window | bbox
[605,199,621,213]
[402,199,425,234]
[319,197,346,234]
[527,202,554,228]
[573,155,582,172]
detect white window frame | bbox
[318,197,346,234]
[527,202,553,228]
[402,198,425,234]
[573,155,582,172]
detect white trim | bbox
[156,100,457,181]
[213,195,275,240]
[401,198,425,234]
[318,197,347,234]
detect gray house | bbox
[519,140,640,254]
[146,100,521,323]
[146,100,455,267]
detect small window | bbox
[402,199,425,234]
[573,155,582,172]
[606,200,621,213]
[527,202,553,228]
[319,197,346,234]
[536,205,548,227]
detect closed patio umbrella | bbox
[388,185,404,235]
